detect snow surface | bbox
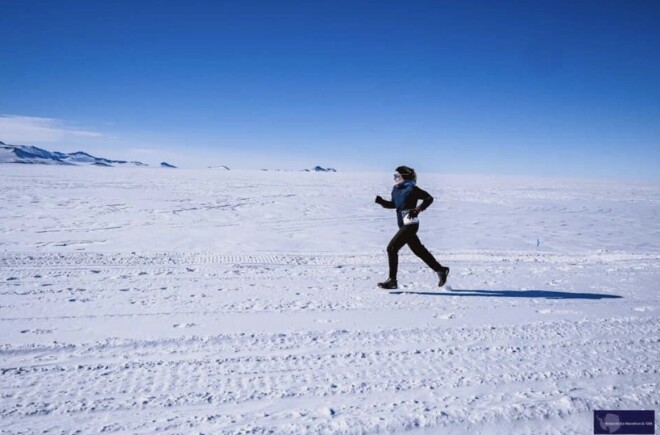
[0,165,658,434]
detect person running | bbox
[374,166,449,290]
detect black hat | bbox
[395,165,416,182]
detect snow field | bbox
[0,166,658,433]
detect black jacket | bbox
[377,180,434,227]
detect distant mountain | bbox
[93,161,113,167]
[0,142,149,167]
[208,165,231,170]
[262,166,338,172]
[312,166,337,172]
[160,162,177,168]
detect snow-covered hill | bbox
[0,142,148,167]
[311,165,337,172]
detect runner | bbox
[375,166,449,290]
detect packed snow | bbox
[0,165,658,434]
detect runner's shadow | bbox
[389,289,622,299]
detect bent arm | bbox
[376,195,396,209]
[415,186,434,211]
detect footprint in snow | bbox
[633,306,655,312]
[317,407,336,417]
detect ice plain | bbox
[0,165,658,434]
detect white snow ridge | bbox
[0,141,149,167]
[0,166,658,434]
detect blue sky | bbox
[1,0,659,178]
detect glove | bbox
[375,195,384,204]
[407,207,422,218]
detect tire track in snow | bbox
[1,330,657,433]
[2,251,658,269]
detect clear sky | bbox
[1,0,659,178]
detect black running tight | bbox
[387,224,441,279]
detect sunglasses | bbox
[393,173,402,180]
